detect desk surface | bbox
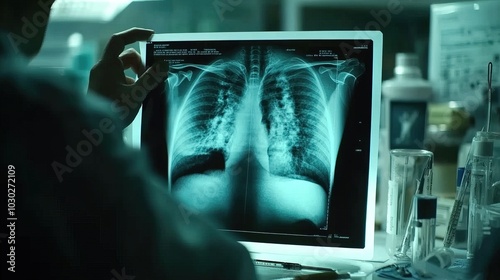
[254,231,470,280]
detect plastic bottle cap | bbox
[382,53,432,100]
[473,139,494,157]
[396,53,419,68]
[415,195,437,219]
[394,53,422,77]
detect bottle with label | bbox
[382,53,433,150]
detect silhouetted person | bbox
[0,1,256,279]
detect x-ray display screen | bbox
[144,37,374,248]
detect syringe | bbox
[443,145,473,248]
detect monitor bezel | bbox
[139,30,382,261]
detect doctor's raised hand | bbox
[88,28,168,128]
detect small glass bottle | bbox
[412,195,437,263]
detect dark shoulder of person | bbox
[1,56,137,278]
[1,56,130,186]
[1,56,257,280]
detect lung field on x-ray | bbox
[167,46,364,195]
[169,59,247,183]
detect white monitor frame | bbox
[140,30,382,262]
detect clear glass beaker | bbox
[386,149,434,260]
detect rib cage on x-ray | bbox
[261,55,333,190]
[168,46,365,195]
[169,59,247,183]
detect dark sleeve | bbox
[0,68,256,280]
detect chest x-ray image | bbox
[146,39,370,235]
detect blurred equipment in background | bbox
[428,0,500,105]
[428,0,500,243]
[426,102,471,239]
[67,33,96,93]
[51,0,134,22]
[432,62,500,278]
[427,102,470,198]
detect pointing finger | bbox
[103,28,154,59]
[119,48,146,76]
